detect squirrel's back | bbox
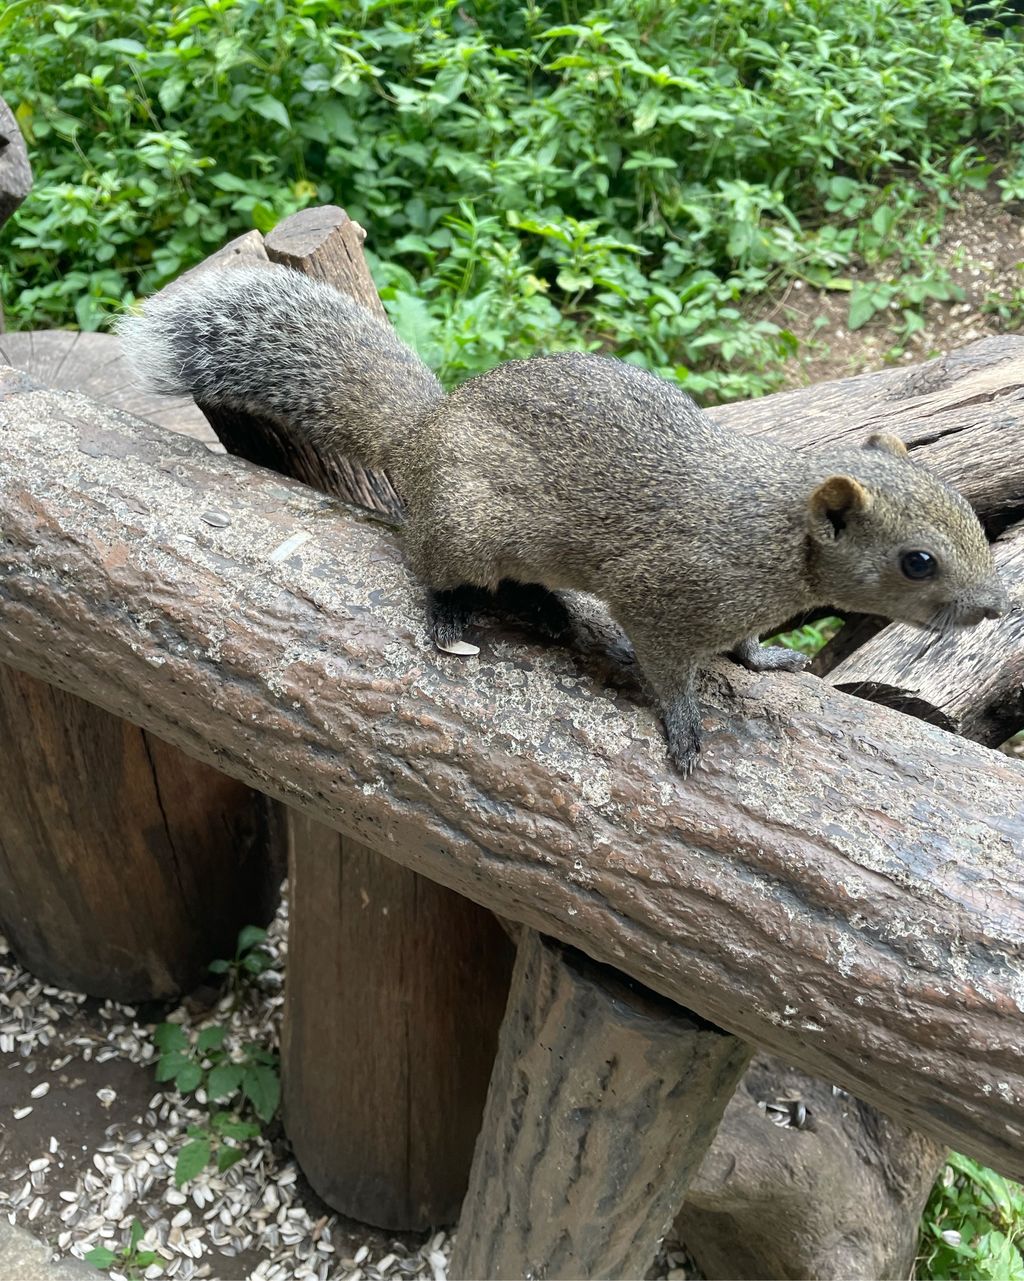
[118,265,442,473]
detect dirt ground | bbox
[759,186,1024,388]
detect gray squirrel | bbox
[119,266,1008,775]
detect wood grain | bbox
[0,377,1021,1172]
[450,931,751,1281]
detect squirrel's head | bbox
[806,433,1009,631]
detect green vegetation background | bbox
[1,1,1023,1275]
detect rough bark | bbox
[171,207,513,1230]
[678,1054,946,1281]
[450,931,752,1281]
[0,331,215,446]
[825,518,1024,744]
[1,376,1022,1173]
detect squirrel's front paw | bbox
[732,638,809,674]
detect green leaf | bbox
[101,37,146,55]
[848,286,881,331]
[207,1063,244,1101]
[217,1145,247,1173]
[242,950,273,974]
[212,1112,261,1140]
[174,1062,203,1094]
[85,1245,117,1268]
[155,1050,189,1083]
[175,1137,211,1187]
[153,1023,188,1053]
[129,1219,144,1250]
[243,1064,281,1123]
[197,1026,228,1054]
[249,95,290,130]
[236,925,268,955]
[208,958,231,974]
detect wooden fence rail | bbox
[0,366,1022,1175]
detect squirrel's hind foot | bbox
[662,698,703,777]
[429,585,488,656]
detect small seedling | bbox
[85,1218,162,1278]
[208,924,274,1007]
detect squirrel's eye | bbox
[901,550,937,581]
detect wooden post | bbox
[0,95,32,333]
[163,206,515,1229]
[450,931,752,1281]
[0,670,283,998]
[0,100,284,1000]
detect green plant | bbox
[770,615,844,657]
[919,1153,1024,1280]
[208,923,274,1007]
[149,925,280,1186]
[153,1018,278,1185]
[85,1219,162,1278]
[3,0,1024,399]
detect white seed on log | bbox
[29,1081,50,1098]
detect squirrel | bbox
[119,265,1009,775]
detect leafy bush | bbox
[2,0,1023,397]
[920,1153,1024,1280]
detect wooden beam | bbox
[450,931,751,1281]
[0,374,1022,1171]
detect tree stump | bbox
[450,931,751,1281]
[678,1053,946,1281]
[156,205,515,1229]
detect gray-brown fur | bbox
[119,267,1008,774]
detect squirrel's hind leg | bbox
[429,585,489,656]
[730,634,808,673]
[495,581,573,641]
[623,624,703,776]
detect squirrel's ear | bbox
[809,475,872,540]
[864,432,909,459]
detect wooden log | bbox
[678,1053,946,1281]
[170,208,512,1229]
[0,666,283,998]
[284,815,514,1229]
[450,931,751,1281]
[1,377,1023,1173]
[825,518,1024,744]
[0,331,215,445]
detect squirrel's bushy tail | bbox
[117,265,442,473]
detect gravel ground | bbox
[0,889,691,1281]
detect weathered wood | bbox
[0,662,283,998]
[172,209,513,1229]
[825,518,1024,744]
[0,332,215,445]
[1,377,1022,1173]
[284,815,514,1229]
[678,1054,946,1281]
[450,931,751,1281]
